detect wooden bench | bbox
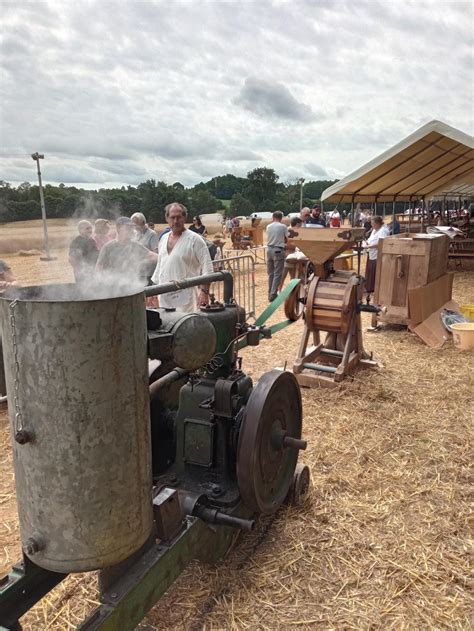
[448,239,474,269]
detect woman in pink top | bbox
[93,218,114,250]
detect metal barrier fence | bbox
[224,245,267,265]
[212,254,255,319]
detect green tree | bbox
[188,189,220,215]
[43,195,63,218]
[244,168,279,211]
[229,193,253,217]
[303,180,338,201]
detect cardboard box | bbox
[408,273,454,326]
[412,300,459,348]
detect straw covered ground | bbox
[0,228,473,630]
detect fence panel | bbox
[212,254,255,319]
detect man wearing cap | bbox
[307,205,327,228]
[151,202,213,312]
[131,212,159,253]
[68,220,99,285]
[266,211,289,302]
[96,216,157,286]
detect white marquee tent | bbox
[321,120,474,205]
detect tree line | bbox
[0,168,340,224]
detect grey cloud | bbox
[304,163,329,178]
[235,78,315,123]
[37,139,135,162]
[217,148,263,162]
[87,159,148,178]
[0,1,471,190]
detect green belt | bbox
[238,279,301,349]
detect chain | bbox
[9,300,24,435]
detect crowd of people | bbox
[2,203,398,312]
[68,207,214,311]
[264,205,394,304]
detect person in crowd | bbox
[151,203,213,312]
[389,215,401,235]
[148,221,155,231]
[363,216,389,295]
[0,260,17,292]
[131,212,159,253]
[69,220,99,285]
[266,211,289,302]
[211,234,225,270]
[307,205,326,228]
[299,207,311,226]
[363,211,373,237]
[278,217,307,291]
[329,208,341,227]
[189,216,207,236]
[225,216,234,236]
[93,218,113,251]
[159,226,171,240]
[290,216,303,229]
[96,216,157,286]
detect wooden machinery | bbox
[230,217,264,249]
[286,228,379,386]
[374,232,450,326]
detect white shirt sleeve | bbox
[194,236,214,275]
[151,234,166,284]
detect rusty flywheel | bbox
[236,370,305,514]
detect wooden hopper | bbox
[289,227,366,268]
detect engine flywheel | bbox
[237,370,304,514]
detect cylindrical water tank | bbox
[0,284,153,572]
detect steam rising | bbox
[2,277,145,302]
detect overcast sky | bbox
[1,0,472,189]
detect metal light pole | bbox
[31,152,56,261]
[297,177,305,211]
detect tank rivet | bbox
[24,537,42,555]
[15,430,32,445]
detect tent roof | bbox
[321,120,474,203]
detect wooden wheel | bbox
[284,281,306,321]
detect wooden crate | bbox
[241,226,264,246]
[374,233,450,325]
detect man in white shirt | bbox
[151,203,213,312]
[266,211,289,302]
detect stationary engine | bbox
[0,271,309,630]
[147,297,306,522]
